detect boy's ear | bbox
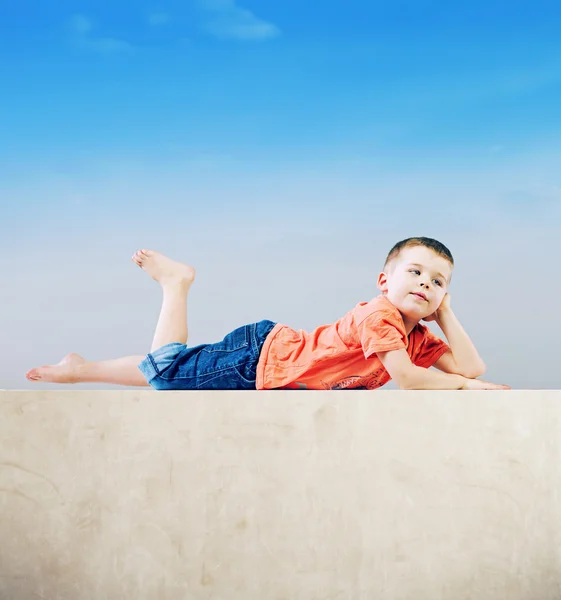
[377,271,389,294]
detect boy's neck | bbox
[400,314,420,336]
[381,293,419,335]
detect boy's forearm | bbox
[436,308,486,377]
[403,365,465,390]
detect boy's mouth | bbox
[411,292,428,301]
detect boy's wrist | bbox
[435,306,452,326]
[436,305,452,318]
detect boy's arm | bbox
[427,294,486,379]
[377,348,509,390]
[377,348,465,389]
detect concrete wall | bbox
[1,390,560,600]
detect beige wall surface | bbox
[0,390,560,600]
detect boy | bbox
[26,237,509,391]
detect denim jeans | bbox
[138,320,276,390]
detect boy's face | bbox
[377,246,452,322]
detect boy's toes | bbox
[26,369,41,381]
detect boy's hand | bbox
[461,377,510,390]
[423,293,451,323]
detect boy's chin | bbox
[398,306,431,322]
[388,297,431,321]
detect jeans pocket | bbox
[235,362,257,385]
[203,325,250,353]
[196,365,255,390]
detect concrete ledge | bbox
[1,390,560,599]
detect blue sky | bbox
[1,0,560,170]
[1,0,561,389]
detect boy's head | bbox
[377,237,454,322]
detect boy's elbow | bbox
[461,361,486,379]
[396,370,421,390]
[386,371,412,390]
[396,378,412,390]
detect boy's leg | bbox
[27,249,196,386]
[131,249,196,352]
[26,353,149,386]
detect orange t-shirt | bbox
[255,294,449,390]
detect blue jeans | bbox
[138,320,276,390]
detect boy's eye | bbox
[433,280,442,287]
[410,269,420,275]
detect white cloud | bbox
[67,14,134,55]
[199,0,280,41]
[390,62,561,110]
[68,14,93,35]
[148,12,170,26]
[80,36,134,55]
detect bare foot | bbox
[26,353,85,384]
[132,249,196,288]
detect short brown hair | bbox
[384,237,454,270]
